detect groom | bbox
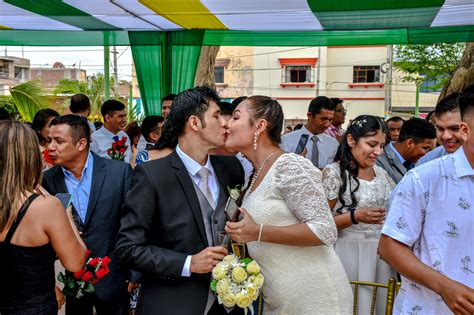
[116,86,245,314]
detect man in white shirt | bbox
[281,96,339,169]
[416,93,463,166]
[90,99,132,163]
[379,85,474,314]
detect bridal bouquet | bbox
[211,254,264,314]
[57,250,111,298]
[107,136,128,161]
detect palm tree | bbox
[9,80,49,122]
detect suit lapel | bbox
[84,154,106,228]
[52,166,68,192]
[385,145,406,176]
[171,151,208,247]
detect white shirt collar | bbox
[453,146,474,178]
[98,126,120,138]
[301,125,315,136]
[176,144,213,177]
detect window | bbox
[353,66,380,83]
[214,66,224,84]
[283,65,313,83]
[420,77,444,93]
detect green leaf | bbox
[9,80,49,122]
[240,258,252,266]
[83,282,95,294]
[210,279,218,292]
[57,272,65,283]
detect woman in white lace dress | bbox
[322,115,397,314]
[224,96,352,314]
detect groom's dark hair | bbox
[169,86,220,137]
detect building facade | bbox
[0,56,30,95]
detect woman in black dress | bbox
[0,120,88,314]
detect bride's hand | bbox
[225,208,259,243]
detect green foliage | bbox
[0,95,20,119]
[394,43,465,90]
[9,80,49,122]
[210,279,218,292]
[127,101,143,122]
[53,79,88,95]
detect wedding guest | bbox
[125,121,141,149]
[293,123,303,130]
[281,96,339,169]
[232,96,247,107]
[378,85,474,314]
[283,125,293,134]
[135,118,176,166]
[116,86,245,314]
[161,93,176,119]
[325,98,346,142]
[136,115,164,152]
[376,118,436,183]
[416,93,463,166]
[0,107,11,120]
[0,120,87,314]
[32,108,60,170]
[70,93,96,132]
[322,115,397,314]
[42,115,134,315]
[94,121,103,130]
[386,116,404,142]
[225,96,352,314]
[90,100,132,163]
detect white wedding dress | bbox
[243,153,353,315]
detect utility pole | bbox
[316,46,321,96]
[385,45,393,116]
[113,46,119,98]
[104,46,110,101]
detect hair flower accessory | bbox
[352,118,367,128]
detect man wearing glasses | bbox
[325,98,346,142]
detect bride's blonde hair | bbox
[0,120,43,231]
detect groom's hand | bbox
[190,246,228,274]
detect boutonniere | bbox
[227,185,242,201]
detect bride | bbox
[224,96,352,314]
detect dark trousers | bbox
[208,300,244,315]
[65,291,129,315]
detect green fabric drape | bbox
[129,31,205,116]
[169,31,205,94]
[129,32,163,116]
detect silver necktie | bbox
[197,167,215,209]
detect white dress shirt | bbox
[176,144,220,277]
[281,125,339,169]
[382,147,474,314]
[90,126,132,163]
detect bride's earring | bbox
[253,132,258,150]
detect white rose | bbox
[251,273,264,288]
[232,266,247,283]
[216,278,230,297]
[236,292,252,308]
[223,255,238,264]
[246,261,261,275]
[212,264,227,280]
[222,294,236,307]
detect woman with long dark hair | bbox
[322,115,396,314]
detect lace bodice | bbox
[322,162,396,231]
[246,153,337,245]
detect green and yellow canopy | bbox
[0,0,473,45]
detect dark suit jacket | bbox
[42,153,133,301]
[115,151,245,315]
[376,144,408,184]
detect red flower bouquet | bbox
[42,149,53,165]
[58,250,111,298]
[107,136,128,161]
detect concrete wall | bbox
[215,46,254,99]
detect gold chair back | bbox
[350,277,399,315]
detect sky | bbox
[1,45,133,81]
